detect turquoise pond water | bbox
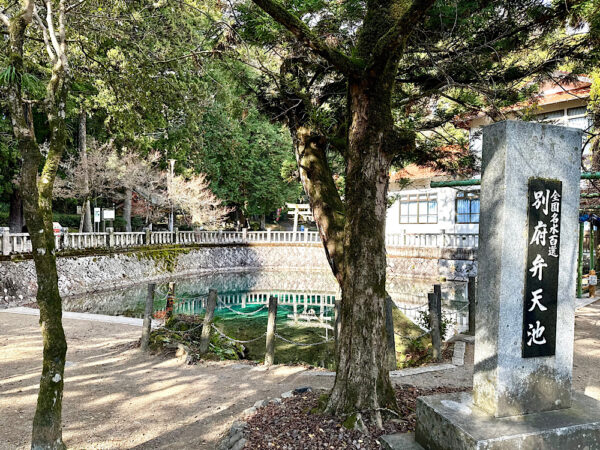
[62,269,469,328]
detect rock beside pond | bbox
[148,315,247,363]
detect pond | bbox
[62,269,470,333]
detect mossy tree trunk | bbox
[252,0,434,419]
[9,187,25,232]
[2,1,71,448]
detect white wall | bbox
[386,187,479,235]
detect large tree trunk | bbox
[17,109,68,450]
[9,187,24,232]
[4,3,69,448]
[326,77,397,417]
[78,112,93,233]
[123,188,133,232]
[292,126,345,282]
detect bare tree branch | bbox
[45,0,62,58]
[33,6,57,63]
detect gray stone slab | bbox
[415,391,600,450]
[475,121,582,417]
[380,433,424,450]
[2,306,161,328]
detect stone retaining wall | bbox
[0,243,477,307]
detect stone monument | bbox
[384,121,600,449]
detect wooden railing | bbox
[0,228,479,256]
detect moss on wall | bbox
[130,247,192,273]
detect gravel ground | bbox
[0,300,598,449]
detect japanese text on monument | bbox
[522,178,561,358]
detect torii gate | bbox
[286,203,314,233]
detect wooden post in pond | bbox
[264,295,278,366]
[166,282,176,320]
[428,292,442,361]
[385,296,397,370]
[467,276,477,335]
[433,283,443,336]
[199,289,218,354]
[140,283,156,352]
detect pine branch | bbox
[250,0,363,76]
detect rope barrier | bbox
[456,302,470,312]
[397,303,428,311]
[217,302,268,316]
[177,294,209,302]
[274,332,334,347]
[394,328,431,341]
[211,324,267,344]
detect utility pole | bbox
[168,159,175,232]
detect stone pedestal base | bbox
[412,391,600,450]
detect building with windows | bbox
[386,74,592,237]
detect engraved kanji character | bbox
[527,321,547,346]
[532,190,550,215]
[530,221,548,247]
[529,255,548,281]
[528,288,548,312]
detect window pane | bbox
[408,215,418,224]
[428,200,437,215]
[471,213,480,223]
[567,106,587,116]
[428,215,438,224]
[419,201,429,215]
[408,202,418,215]
[457,214,469,223]
[568,116,588,130]
[540,110,564,120]
[400,203,409,215]
[471,199,480,214]
[457,199,470,214]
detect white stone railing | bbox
[385,231,479,249]
[0,229,478,256]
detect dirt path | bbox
[0,301,598,449]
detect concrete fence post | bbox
[304,227,308,243]
[264,295,278,366]
[440,229,446,248]
[174,227,179,245]
[199,289,218,354]
[108,228,115,248]
[141,283,156,352]
[293,295,298,322]
[428,291,442,361]
[467,276,477,336]
[242,228,247,243]
[266,229,271,243]
[2,231,10,256]
[145,229,152,245]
